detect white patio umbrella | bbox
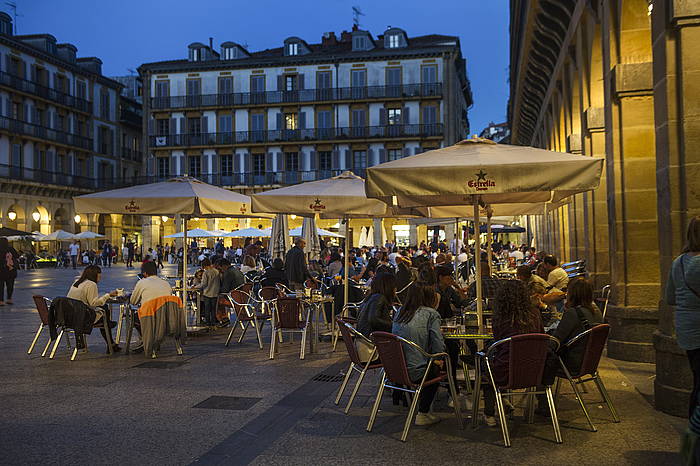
[301,216,322,261]
[73,231,105,239]
[74,176,268,325]
[269,214,289,260]
[366,138,604,332]
[43,229,76,241]
[223,227,269,238]
[288,227,345,238]
[164,228,215,239]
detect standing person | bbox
[450,234,464,256]
[156,244,164,269]
[126,240,135,268]
[69,240,80,269]
[102,240,112,268]
[194,258,220,326]
[285,238,313,290]
[0,237,19,306]
[665,216,700,421]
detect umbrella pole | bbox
[486,212,493,275]
[473,197,483,334]
[182,216,188,323]
[343,216,349,313]
[454,217,459,277]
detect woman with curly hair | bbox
[480,279,543,426]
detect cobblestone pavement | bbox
[0,264,686,465]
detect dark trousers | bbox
[70,255,77,269]
[126,254,134,267]
[202,296,217,324]
[688,349,700,418]
[446,340,461,394]
[0,276,15,301]
[415,365,440,413]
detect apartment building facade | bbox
[0,12,145,241]
[139,26,472,190]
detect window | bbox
[422,65,437,83]
[388,108,402,125]
[155,81,169,97]
[388,149,403,161]
[318,151,332,171]
[218,77,233,94]
[352,150,367,170]
[251,75,265,92]
[317,110,332,128]
[189,156,201,177]
[11,143,21,168]
[223,47,235,60]
[284,113,298,130]
[386,67,402,97]
[288,43,299,56]
[75,158,83,176]
[351,69,367,87]
[219,114,232,133]
[353,36,366,50]
[56,114,64,131]
[285,75,297,92]
[422,106,437,124]
[388,34,399,48]
[100,92,110,120]
[11,102,18,120]
[351,109,366,132]
[317,71,331,89]
[188,118,201,135]
[253,154,265,176]
[186,79,201,96]
[57,154,65,173]
[156,119,170,136]
[221,154,233,176]
[191,48,200,62]
[36,108,44,126]
[285,152,299,172]
[251,113,265,132]
[157,157,169,179]
[76,81,87,100]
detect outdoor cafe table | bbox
[301,293,334,353]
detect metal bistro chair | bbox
[472,333,562,448]
[224,289,269,349]
[335,317,383,414]
[555,323,619,431]
[28,295,53,356]
[48,300,116,361]
[269,296,312,360]
[395,280,414,307]
[367,331,463,442]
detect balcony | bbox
[0,163,132,190]
[149,124,443,148]
[150,83,442,110]
[122,148,143,162]
[0,71,92,114]
[0,116,93,151]
[120,107,142,127]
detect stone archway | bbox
[29,205,50,235]
[5,203,26,231]
[53,207,70,233]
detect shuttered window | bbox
[157,157,169,179]
[221,154,233,176]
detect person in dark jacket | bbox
[356,272,396,339]
[261,258,288,288]
[216,258,245,294]
[285,238,313,290]
[537,278,602,415]
[0,237,19,306]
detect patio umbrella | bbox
[365,138,604,332]
[251,171,407,307]
[73,231,105,239]
[164,228,215,239]
[289,227,345,238]
[301,216,322,262]
[223,227,269,238]
[0,227,33,237]
[43,230,76,241]
[74,176,269,326]
[270,214,289,261]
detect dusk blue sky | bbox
[18,0,510,133]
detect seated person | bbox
[240,255,257,274]
[392,279,446,426]
[261,258,288,288]
[216,257,245,294]
[66,265,120,352]
[516,265,564,326]
[130,261,173,351]
[327,251,343,278]
[538,278,603,414]
[543,254,569,291]
[479,280,543,426]
[356,273,397,361]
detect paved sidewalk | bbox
[0,265,686,465]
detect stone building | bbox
[0,12,144,248]
[138,25,472,246]
[509,0,699,415]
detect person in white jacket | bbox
[67,265,120,352]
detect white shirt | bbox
[130,276,173,306]
[547,267,570,290]
[69,243,80,256]
[67,280,110,308]
[450,239,464,255]
[457,252,469,264]
[509,250,525,261]
[388,252,399,266]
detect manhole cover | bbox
[133,361,186,369]
[193,396,262,411]
[312,373,345,383]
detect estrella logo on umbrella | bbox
[124,200,140,212]
[309,198,326,212]
[240,204,247,214]
[467,169,496,192]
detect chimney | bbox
[209,37,213,50]
[340,30,352,42]
[321,31,337,47]
[77,57,103,75]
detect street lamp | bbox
[290,215,297,220]
[7,210,16,221]
[161,216,169,222]
[32,211,41,222]
[74,214,81,224]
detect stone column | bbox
[372,218,383,246]
[602,3,659,363]
[409,224,418,247]
[652,0,700,416]
[141,216,160,253]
